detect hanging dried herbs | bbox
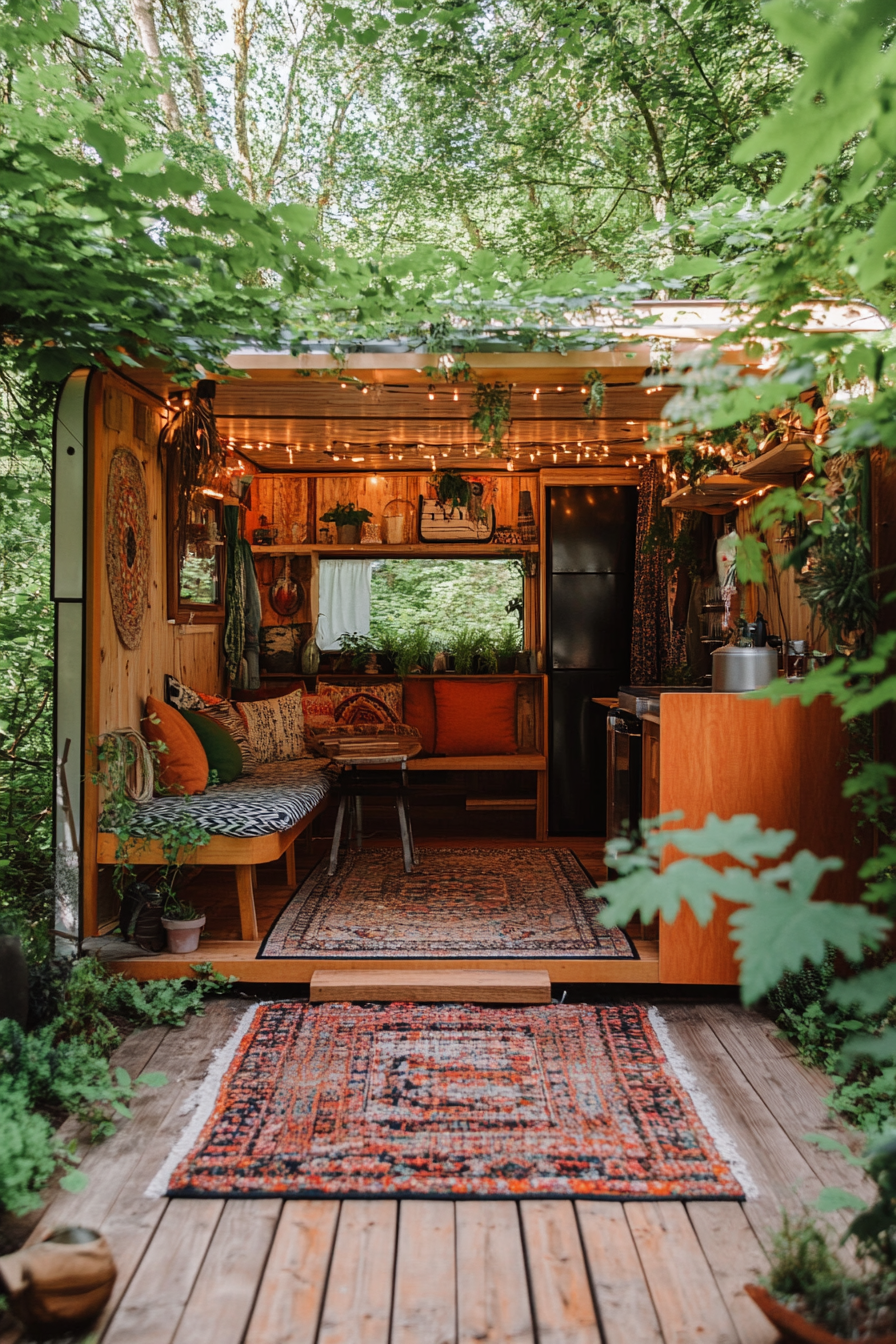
[582,369,605,417]
[470,381,511,455]
[159,380,225,560]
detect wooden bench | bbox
[318,675,548,839]
[97,791,329,941]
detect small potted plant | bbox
[494,624,521,674]
[319,501,373,545]
[746,1132,896,1342]
[161,894,206,954]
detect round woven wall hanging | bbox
[105,448,150,649]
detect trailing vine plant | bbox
[470,382,512,456]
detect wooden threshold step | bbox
[310,968,551,1004]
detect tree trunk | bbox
[168,0,217,147]
[233,0,256,199]
[129,0,182,131]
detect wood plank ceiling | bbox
[210,375,677,473]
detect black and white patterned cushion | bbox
[113,761,332,839]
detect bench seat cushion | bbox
[116,761,332,840]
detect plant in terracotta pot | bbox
[319,501,373,545]
[746,1133,896,1342]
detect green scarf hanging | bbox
[224,505,245,683]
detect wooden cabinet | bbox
[640,715,661,821]
[657,693,869,985]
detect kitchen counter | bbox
[617,685,709,717]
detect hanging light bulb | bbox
[453,389,459,401]
[428,387,435,401]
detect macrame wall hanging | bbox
[105,447,150,649]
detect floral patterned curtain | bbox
[630,462,686,683]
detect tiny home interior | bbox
[51,301,891,988]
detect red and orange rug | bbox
[258,846,636,960]
[152,1002,750,1200]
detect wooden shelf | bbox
[738,437,813,482]
[663,440,815,513]
[662,474,754,513]
[250,543,538,557]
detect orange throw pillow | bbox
[433,680,518,756]
[141,694,209,795]
[402,679,436,755]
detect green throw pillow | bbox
[178,707,242,784]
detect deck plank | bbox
[701,1004,875,1202]
[686,1203,777,1344]
[456,1202,534,1344]
[658,1004,832,1247]
[519,1200,600,1344]
[317,1201,398,1344]
[391,1202,456,1344]
[574,1202,662,1344]
[244,1201,340,1344]
[102,1199,224,1344]
[170,1200,281,1344]
[624,1202,738,1344]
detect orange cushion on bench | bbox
[433,680,518,756]
[141,694,208,795]
[403,679,436,755]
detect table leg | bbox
[396,795,414,874]
[285,839,297,887]
[328,794,347,876]
[354,795,363,851]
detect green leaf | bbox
[83,119,126,169]
[136,1071,168,1088]
[59,1169,89,1193]
[814,1186,866,1212]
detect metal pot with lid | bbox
[711,643,778,692]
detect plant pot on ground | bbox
[161,897,206,953]
[748,1181,896,1344]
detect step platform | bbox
[310,968,552,1004]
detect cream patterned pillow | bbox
[240,688,306,763]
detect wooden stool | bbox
[328,752,418,876]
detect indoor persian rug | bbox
[258,845,636,960]
[151,1001,752,1200]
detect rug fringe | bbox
[646,1006,758,1200]
[144,1002,263,1199]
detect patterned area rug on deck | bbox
[258,845,636,960]
[153,1002,750,1200]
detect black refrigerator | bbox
[548,484,638,834]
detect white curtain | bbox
[317,559,374,650]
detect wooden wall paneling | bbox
[658,693,863,984]
[736,503,827,654]
[90,380,224,933]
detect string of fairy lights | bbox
[207,377,683,472]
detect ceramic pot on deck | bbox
[0,934,28,1026]
[0,1227,117,1339]
[161,914,206,954]
[744,1284,896,1344]
[335,524,360,544]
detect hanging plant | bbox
[430,469,472,516]
[471,381,511,455]
[159,380,224,560]
[582,369,605,417]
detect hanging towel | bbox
[241,540,262,690]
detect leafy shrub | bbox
[0,958,235,1217]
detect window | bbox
[317,557,524,649]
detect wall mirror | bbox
[167,481,226,624]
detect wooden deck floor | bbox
[1,997,873,1344]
